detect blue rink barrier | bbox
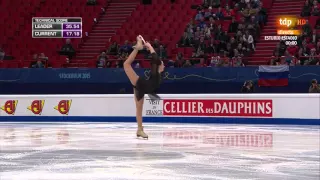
[0,66,320,94]
[0,117,319,125]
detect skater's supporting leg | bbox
[134,88,144,128]
[134,88,148,138]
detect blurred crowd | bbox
[176,0,267,67]
[102,0,267,68]
[93,0,320,68]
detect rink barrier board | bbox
[0,116,319,125]
[0,94,319,125]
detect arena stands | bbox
[0,0,319,68]
[104,0,197,68]
[250,0,320,65]
[75,0,141,61]
[249,0,305,65]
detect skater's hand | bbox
[144,42,155,53]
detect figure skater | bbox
[123,35,165,139]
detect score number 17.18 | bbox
[65,31,81,37]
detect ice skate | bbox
[136,127,148,139]
[133,36,144,50]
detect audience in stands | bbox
[101,7,106,15]
[309,79,320,93]
[302,20,313,37]
[39,53,49,61]
[241,80,254,93]
[158,45,168,59]
[87,0,96,5]
[208,56,219,66]
[203,0,221,8]
[215,7,224,20]
[0,48,5,60]
[228,17,238,33]
[179,32,192,47]
[301,0,320,29]
[302,0,312,17]
[176,0,265,67]
[257,2,267,25]
[316,19,320,29]
[107,42,119,55]
[204,7,213,20]
[312,29,320,44]
[59,39,75,59]
[32,60,45,68]
[270,56,279,65]
[195,58,207,67]
[195,9,205,21]
[119,40,132,57]
[30,54,38,67]
[243,30,255,51]
[312,4,319,15]
[307,48,319,65]
[233,55,245,67]
[115,54,125,68]
[97,52,108,68]
[183,60,193,67]
[174,52,184,67]
[152,39,161,50]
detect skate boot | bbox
[133,36,144,51]
[137,127,148,139]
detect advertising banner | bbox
[0,94,319,125]
[162,99,273,117]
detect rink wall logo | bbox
[1,100,18,115]
[162,99,273,117]
[27,100,45,115]
[145,99,163,116]
[163,130,273,148]
[54,100,72,115]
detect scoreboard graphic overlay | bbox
[32,17,82,38]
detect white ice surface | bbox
[0,123,319,180]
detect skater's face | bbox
[158,61,165,73]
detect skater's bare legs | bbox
[134,88,148,139]
[124,36,148,138]
[134,89,144,128]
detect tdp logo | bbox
[27,100,45,115]
[279,17,306,28]
[279,18,293,27]
[54,100,72,115]
[1,100,18,115]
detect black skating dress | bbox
[134,52,162,101]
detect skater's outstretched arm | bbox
[145,42,161,75]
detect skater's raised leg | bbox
[123,36,143,86]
